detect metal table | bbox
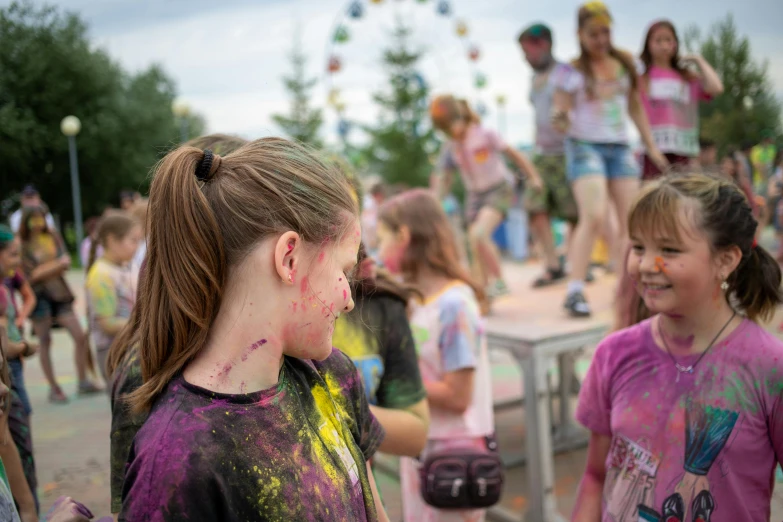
[485,319,608,522]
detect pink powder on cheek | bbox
[381,244,405,274]
[300,276,309,294]
[343,289,347,301]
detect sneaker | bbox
[532,266,567,288]
[78,381,103,396]
[564,291,591,318]
[49,388,68,404]
[487,279,510,298]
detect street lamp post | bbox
[172,99,191,143]
[61,115,84,264]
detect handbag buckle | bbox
[451,478,463,497]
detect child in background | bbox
[105,134,249,516]
[0,226,39,516]
[638,20,723,180]
[333,242,429,458]
[85,212,141,385]
[573,173,783,521]
[430,94,543,304]
[115,138,388,521]
[378,189,494,522]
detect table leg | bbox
[518,353,561,521]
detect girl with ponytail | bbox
[84,211,142,385]
[117,137,389,521]
[573,172,783,521]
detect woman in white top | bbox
[552,1,666,318]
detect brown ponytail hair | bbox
[107,135,249,381]
[628,172,783,322]
[378,188,486,306]
[86,211,138,273]
[113,138,358,412]
[575,2,638,99]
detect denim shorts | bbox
[9,357,32,416]
[565,138,640,182]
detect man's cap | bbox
[518,23,553,44]
[21,184,38,196]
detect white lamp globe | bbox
[60,115,81,137]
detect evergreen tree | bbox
[685,15,781,150]
[362,22,436,188]
[272,35,323,148]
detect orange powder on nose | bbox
[654,256,667,274]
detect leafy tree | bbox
[272,34,323,148]
[684,15,781,151]
[0,1,204,237]
[361,22,437,188]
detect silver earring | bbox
[720,280,729,291]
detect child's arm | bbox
[425,369,474,414]
[370,399,429,457]
[571,432,611,521]
[684,54,723,96]
[628,89,668,171]
[432,168,455,201]
[503,146,543,191]
[15,277,36,329]
[366,461,390,522]
[0,423,37,522]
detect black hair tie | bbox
[195,149,214,182]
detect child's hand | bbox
[44,496,93,521]
[58,254,71,268]
[527,174,544,192]
[15,315,26,330]
[23,340,38,358]
[551,108,570,133]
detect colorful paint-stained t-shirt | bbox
[640,66,709,157]
[438,124,513,194]
[332,291,426,409]
[554,63,632,144]
[110,348,146,513]
[409,281,493,440]
[85,258,137,353]
[576,317,783,522]
[120,348,385,522]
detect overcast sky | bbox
[7,0,783,147]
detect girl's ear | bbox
[717,244,743,281]
[273,231,301,285]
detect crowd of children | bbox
[0,1,780,521]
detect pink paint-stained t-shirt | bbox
[576,317,783,522]
[641,66,710,157]
[438,124,513,194]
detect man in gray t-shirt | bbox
[519,23,578,288]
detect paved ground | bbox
[23,243,783,520]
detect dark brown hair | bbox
[640,20,694,84]
[575,2,638,98]
[378,188,486,305]
[113,138,358,412]
[628,172,782,322]
[87,211,139,273]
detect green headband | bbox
[0,225,14,245]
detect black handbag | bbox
[419,435,504,509]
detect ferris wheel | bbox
[323,0,499,140]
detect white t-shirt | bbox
[554,63,632,144]
[9,208,56,233]
[409,281,493,439]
